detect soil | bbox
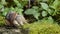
[0,27,29,34]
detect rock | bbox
[3,32,8,34]
[14,29,20,32]
[0,27,23,34]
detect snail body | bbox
[6,11,27,27]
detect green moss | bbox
[0,16,6,26]
[23,21,60,34]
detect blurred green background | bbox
[0,0,60,34]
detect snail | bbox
[5,11,27,27]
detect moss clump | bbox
[0,16,6,26]
[23,21,60,34]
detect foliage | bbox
[0,0,60,21]
[0,16,6,26]
[40,3,49,10]
[0,0,60,34]
[23,19,60,34]
[0,0,28,16]
[0,0,60,28]
[25,6,40,20]
[23,16,54,28]
[24,0,60,23]
[50,0,60,10]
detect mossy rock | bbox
[23,21,60,34]
[0,16,6,26]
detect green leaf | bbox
[0,4,3,9]
[50,0,60,10]
[14,0,22,8]
[14,0,19,4]
[33,13,40,20]
[1,0,7,5]
[47,16,54,23]
[20,1,27,8]
[47,9,54,15]
[17,3,22,8]
[25,9,37,15]
[25,9,40,20]
[40,3,49,10]
[2,8,9,16]
[52,10,57,16]
[17,8,23,15]
[10,7,15,11]
[42,11,48,17]
[32,6,39,10]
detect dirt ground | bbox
[0,27,29,34]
